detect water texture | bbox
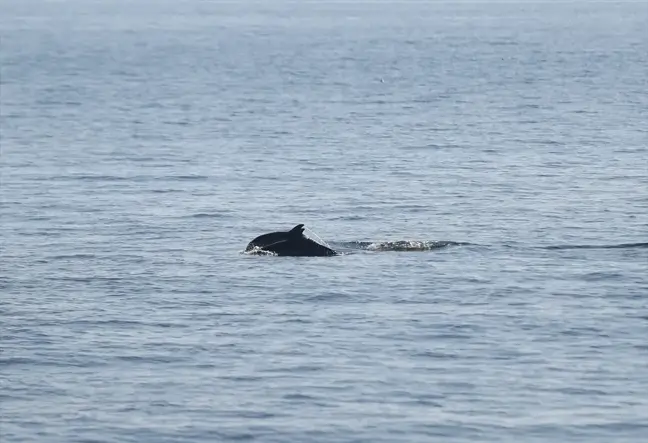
[1,1,647,442]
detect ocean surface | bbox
[1,1,647,442]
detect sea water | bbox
[2,1,647,442]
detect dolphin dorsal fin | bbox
[289,224,305,236]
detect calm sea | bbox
[2,1,647,442]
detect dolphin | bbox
[245,224,337,256]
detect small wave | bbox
[0,357,37,366]
[168,175,209,181]
[545,242,648,250]
[283,393,316,401]
[581,271,624,281]
[306,292,352,302]
[242,247,277,256]
[400,143,445,150]
[150,189,183,194]
[61,174,209,182]
[48,253,96,260]
[70,319,144,327]
[185,212,230,219]
[68,174,131,182]
[46,276,123,282]
[116,355,186,364]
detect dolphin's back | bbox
[245,224,337,256]
[245,231,287,251]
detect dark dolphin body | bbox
[245,224,337,256]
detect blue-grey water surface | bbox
[2,1,648,442]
